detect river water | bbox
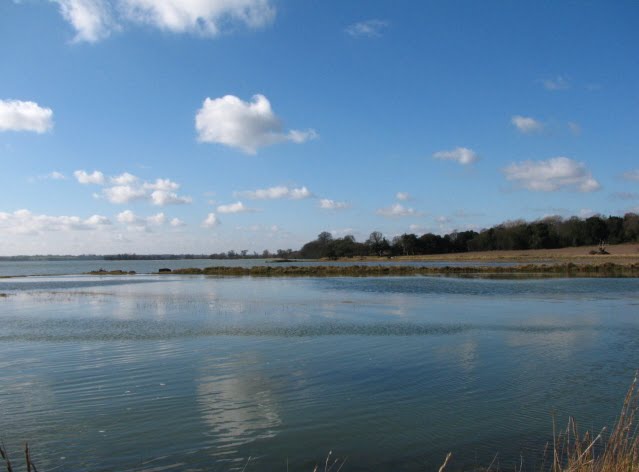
[1,272,638,471]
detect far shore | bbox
[321,242,639,265]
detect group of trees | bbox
[298,213,639,259]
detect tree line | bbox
[298,213,639,259]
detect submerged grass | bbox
[165,262,639,278]
[3,378,637,471]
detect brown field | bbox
[329,243,639,265]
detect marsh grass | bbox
[165,262,639,278]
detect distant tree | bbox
[366,231,390,256]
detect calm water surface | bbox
[1,273,638,471]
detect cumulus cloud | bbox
[202,213,219,228]
[0,209,110,234]
[146,212,166,225]
[622,170,639,181]
[236,185,312,200]
[150,190,192,206]
[195,94,317,154]
[143,178,180,191]
[511,115,543,134]
[319,199,349,210]
[0,100,53,133]
[376,203,419,218]
[74,170,105,185]
[503,156,600,192]
[116,209,139,224]
[53,0,114,42]
[345,19,388,37]
[50,0,275,42]
[74,170,192,205]
[217,201,254,214]
[170,217,185,227]
[433,147,478,165]
[395,192,410,201]
[111,172,138,185]
[104,185,148,204]
[541,75,570,91]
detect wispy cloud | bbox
[236,185,312,200]
[395,192,410,201]
[195,94,317,154]
[217,201,255,214]
[622,169,639,181]
[541,75,570,91]
[376,203,420,218]
[503,157,600,192]
[511,115,543,134]
[345,19,388,37]
[319,199,349,210]
[433,147,479,165]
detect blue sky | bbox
[1,0,638,255]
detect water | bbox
[1,273,638,471]
[0,258,519,277]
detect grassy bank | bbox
[326,242,639,265]
[163,262,639,277]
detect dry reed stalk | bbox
[551,375,639,472]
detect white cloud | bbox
[433,147,478,165]
[150,190,192,206]
[116,210,139,224]
[170,217,185,227]
[111,172,138,185]
[376,203,419,218]
[75,171,192,206]
[51,0,275,42]
[511,115,543,134]
[85,214,111,226]
[49,171,66,180]
[104,185,148,204]
[74,170,105,185]
[143,178,180,191]
[146,212,166,225]
[195,94,317,154]
[217,201,254,214]
[319,199,349,210]
[345,19,388,37]
[236,185,312,200]
[395,192,410,201]
[542,75,570,91]
[622,170,639,181]
[202,213,219,228]
[503,156,600,192]
[120,0,275,36]
[0,100,53,133]
[0,209,110,234]
[54,0,113,42]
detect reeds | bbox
[545,375,639,472]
